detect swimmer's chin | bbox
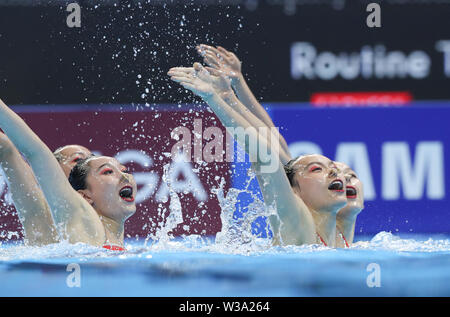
[121,206,136,221]
[344,200,364,212]
[329,195,348,211]
[124,211,136,221]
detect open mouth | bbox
[119,186,134,202]
[346,186,357,199]
[328,179,344,192]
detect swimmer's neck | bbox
[336,206,362,243]
[309,207,337,247]
[99,216,125,246]
[337,206,362,223]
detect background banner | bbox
[2,1,450,104]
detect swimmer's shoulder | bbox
[65,199,106,246]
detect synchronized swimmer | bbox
[0,99,136,250]
[0,135,93,245]
[168,44,365,247]
[0,44,364,250]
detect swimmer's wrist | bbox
[230,73,244,86]
[219,89,236,102]
[202,91,221,103]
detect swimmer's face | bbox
[291,154,347,213]
[57,145,92,177]
[335,162,364,211]
[83,156,137,221]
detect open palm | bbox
[168,63,231,99]
[194,63,231,95]
[197,45,242,79]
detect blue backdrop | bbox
[231,103,449,236]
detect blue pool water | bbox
[0,232,449,297]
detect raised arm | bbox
[219,89,291,165]
[197,44,292,160]
[168,64,291,164]
[0,132,59,245]
[168,65,315,245]
[0,98,104,244]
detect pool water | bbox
[0,232,449,297]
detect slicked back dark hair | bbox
[283,156,305,187]
[68,158,93,191]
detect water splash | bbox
[211,173,278,254]
[144,162,184,248]
[138,166,278,254]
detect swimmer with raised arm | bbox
[0,98,136,249]
[168,63,348,246]
[196,45,366,247]
[0,132,59,245]
[0,132,94,245]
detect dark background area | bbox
[1,0,450,105]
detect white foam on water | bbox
[353,231,450,252]
[1,231,449,262]
[0,241,113,262]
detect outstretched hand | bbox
[196,44,242,81]
[168,62,232,99]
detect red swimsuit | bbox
[317,232,350,248]
[317,233,328,247]
[103,244,126,251]
[338,231,350,248]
